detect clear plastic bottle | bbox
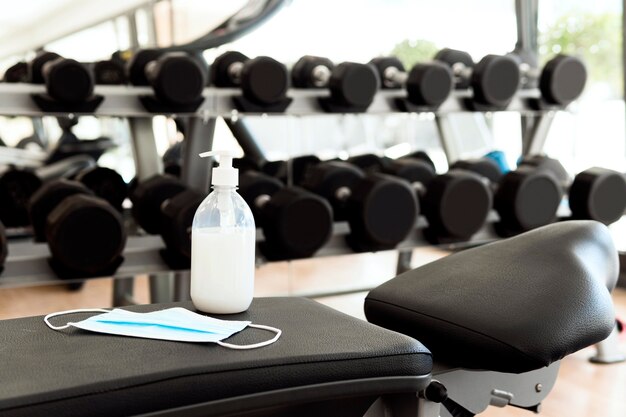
[190,151,256,314]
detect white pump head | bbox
[199,150,239,187]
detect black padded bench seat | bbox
[0,297,431,417]
[365,221,617,374]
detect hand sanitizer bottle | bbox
[190,150,256,314]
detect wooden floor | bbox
[0,249,625,417]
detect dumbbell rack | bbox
[0,81,574,304]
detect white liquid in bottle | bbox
[191,227,255,314]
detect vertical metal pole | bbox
[181,116,216,194]
[224,118,268,168]
[112,277,135,306]
[396,250,413,275]
[127,13,140,50]
[129,118,163,180]
[171,116,216,302]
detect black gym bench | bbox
[0,221,617,416]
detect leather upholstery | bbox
[365,221,617,373]
[0,297,431,417]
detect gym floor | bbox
[1,248,624,417]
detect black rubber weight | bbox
[434,48,474,89]
[75,167,127,210]
[127,49,162,86]
[369,57,405,89]
[147,54,206,105]
[329,62,379,108]
[160,190,205,260]
[450,157,503,183]
[0,169,43,227]
[495,168,562,233]
[46,194,126,276]
[210,51,249,87]
[29,179,93,242]
[406,63,453,107]
[423,171,492,240]
[131,175,187,234]
[94,60,126,85]
[241,56,289,105]
[540,55,587,106]
[291,55,335,88]
[4,62,28,83]
[472,55,520,107]
[44,58,94,104]
[569,168,626,225]
[347,174,418,251]
[261,187,333,259]
[29,51,60,84]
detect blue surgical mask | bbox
[44,307,281,350]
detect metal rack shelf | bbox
[0,83,559,118]
[0,215,501,289]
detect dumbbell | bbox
[239,170,333,260]
[291,55,380,110]
[130,174,187,235]
[210,51,290,108]
[510,54,587,106]
[28,51,96,105]
[29,179,126,276]
[159,189,205,265]
[3,62,28,83]
[93,59,127,85]
[369,57,453,108]
[434,48,520,108]
[127,49,207,106]
[72,167,127,211]
[450,157,563,236]
[0,167,43,227]
[348,153,492,243]
[292,157,418,252]
[520,155,626,225]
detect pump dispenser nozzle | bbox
[199,150,239,187]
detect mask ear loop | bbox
[44,308,112,330]
[217,324,282,350]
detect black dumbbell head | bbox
[127,49,163,86]
[494,167,562,234]
[146,53,207,105]
[384,158,436,186]
[406,62,453,107]
[29,51,61,84]
[301,161,365,220]
[131,174,187,234]
[450,157,503,183]
[540,55,587,106]
[46,194,126,276]
[291,155,322,185]
[328,62,380,108]
[434,48,474,89]
[472,54,520,107]
[210,51,250,87]
[260,187,333,260]
[161,189,205,260]
[0,168,43,227]
[403,151,436,171]
[0,221,6,269]
[569,168,626,225]
[346,173,418,251]
[29,179,93,242]
[519,155,569,184]
[241,56,289,105]
[369,57,405,89]
[239,171,283,219]
[292,55,335,88]
[347,154,387,172]
[422,170,492,242]
[93,59,127,85]
[43,58,95,104]
[4,62,28,83]
[74,167,127,210]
